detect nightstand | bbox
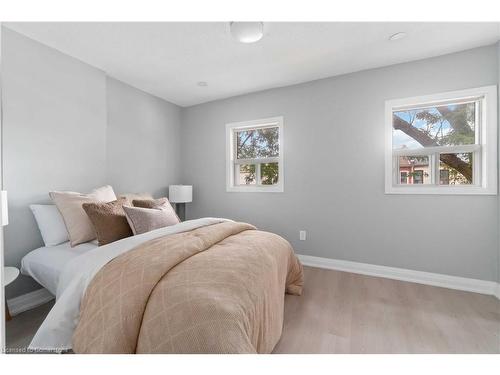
[4,266,19,321]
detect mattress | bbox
[21,241,98,296]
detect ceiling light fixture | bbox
[230,22,264,43]
[197,81,208,87]
[389,32,407,41]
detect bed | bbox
[28,218,303,353]
[21,241,98,296]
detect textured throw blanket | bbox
[72,222,303,353]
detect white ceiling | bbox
[5,22,500,107]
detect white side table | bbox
[4,267,19,321]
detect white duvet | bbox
[21,241,98,296]
[29,218,230,351]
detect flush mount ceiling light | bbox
[389,32,407,41]
[230,22,264,43]
[197,81,208,87]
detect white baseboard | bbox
[7,288,54,316]
[297,254,500,299]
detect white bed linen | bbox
[29,218,230,351]
[21,241,98,296]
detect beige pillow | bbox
[123,205,179,235]
[50,185,117,246]
[132,198,180,222]
[132,197,168,209]
[82,198,133,246]
[118,192,153,201]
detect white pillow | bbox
[30,204,69,246]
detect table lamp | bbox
[168,185,192,221]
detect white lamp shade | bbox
[169,185,192,203]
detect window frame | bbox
[385,86,497,195]
[226,116,284,193]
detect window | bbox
[385,86,497,195]
[226,116,284,192]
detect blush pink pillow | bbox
[123,205,179,235]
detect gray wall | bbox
[2,29,181,298]
[181,45,499,282]
[106,77,181,198]
[2,28,107,297]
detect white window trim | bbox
[226,116,284,193]
[385,85,497,195]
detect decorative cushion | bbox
[132,198,180,222]
[123,205,180,235]
[82,197,132,246]
[49,185,117,247]
[30,204,69,246]
[132,197,168,209]
[118,192,153,201]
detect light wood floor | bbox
[273,267,500,353]
[6,299,54,353]
[6,266,500,354]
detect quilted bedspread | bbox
[72,221,303,353]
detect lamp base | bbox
[175,203,186,221]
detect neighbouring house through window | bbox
[400,171,408,184]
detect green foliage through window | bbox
[236,127,279,159]
[261,163,279,185]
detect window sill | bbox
[385,185,497,195]
[227,185,284,193]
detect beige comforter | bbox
[72,221,303,353]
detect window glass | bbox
[260,163,279,185]
[400,172,408,184]
[393,102,476,150]
[236,127,279,159]
[236,164,256,185]
[439,153,473,185]
[439,170,450,185]
[398,156,431,185]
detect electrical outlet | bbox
[299,230,307,241]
